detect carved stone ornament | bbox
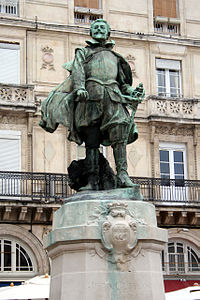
[155,124,193,136]
[101,202,138,268]
[126,54,138,78]
[41,46,55,71]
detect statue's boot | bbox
[112,143,135,188]
[79,148,100,191]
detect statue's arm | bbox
[71,48,89,100]
[118,61,144,100]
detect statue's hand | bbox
[125,86,135,97]
[134,83,145,99]
[126,83,145,101]
[77,89,89,101]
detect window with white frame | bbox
[162,241,200,274]
[0,238,37,276]
[0,130,21,172]
[159,142,187,201]
[0,0,18,16]
[159,142,186,186]
[0,43,20,84]
[156,59,181,97]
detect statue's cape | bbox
[39,42,137,145]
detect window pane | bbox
[169,254,176,271]
[174,163,184,175]
[160,150,169,162]
[169,70,180,97]
[161,176,170,186]
[157,69,166,96]
[174,151,183,162]
[177,254,185,272]
[160,162,170,174]
[168,243,175,253]
[4,240,11,271]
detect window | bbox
[159,143,187,201]
[74,0,102,24]
[0,131,21,197]
[162,241,200,274]
[153,0,178,18]
[156,59,181,97]
[0,43,20,84]
[0,131,21,172]
[0,0,18,16]
[74,0,102,9]
[153,1,180,35]
[0,238,35,274]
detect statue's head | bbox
[90,19,111,41]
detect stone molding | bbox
[0,224,49,274]
[0,83,36,112]
[167,227,200,248]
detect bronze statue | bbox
[39,19,145,191]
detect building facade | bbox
[0,0,199,290]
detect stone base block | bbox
[45,189,168,300]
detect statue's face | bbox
[91,21,108,41]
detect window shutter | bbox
[89,0,99,9]
[0,132,21,171]
[74,0,90,7]
[156,59,180,70]
[153,0,177,18]
[74,0,100,8]
[0,43,20,84]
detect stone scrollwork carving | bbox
[88,201,146,270]
[101,202,138,268]
[41,46,55,71]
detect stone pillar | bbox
[44,188,167,300]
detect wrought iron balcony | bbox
[0,171,70,202]
[0,171,200,206]
[74,6,103,24]
[0,83,35,112]
[0,0,18,16]
[154,17,180,35]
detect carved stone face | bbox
[91,21,109,41]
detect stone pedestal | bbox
[44,188,167,300]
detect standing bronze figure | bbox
[40,19,145,191]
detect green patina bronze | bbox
[39,19,145,191]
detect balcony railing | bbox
[74,6,102,24]
[74,12,102,24]
[0,171,70,202]
[0,83,35,111]
[0,172,200,205]
[154,17,180,35]
[147,96,199,120]
[0,0,18,16]
[132,177,200,205]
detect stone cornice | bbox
[1,16,200,47]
